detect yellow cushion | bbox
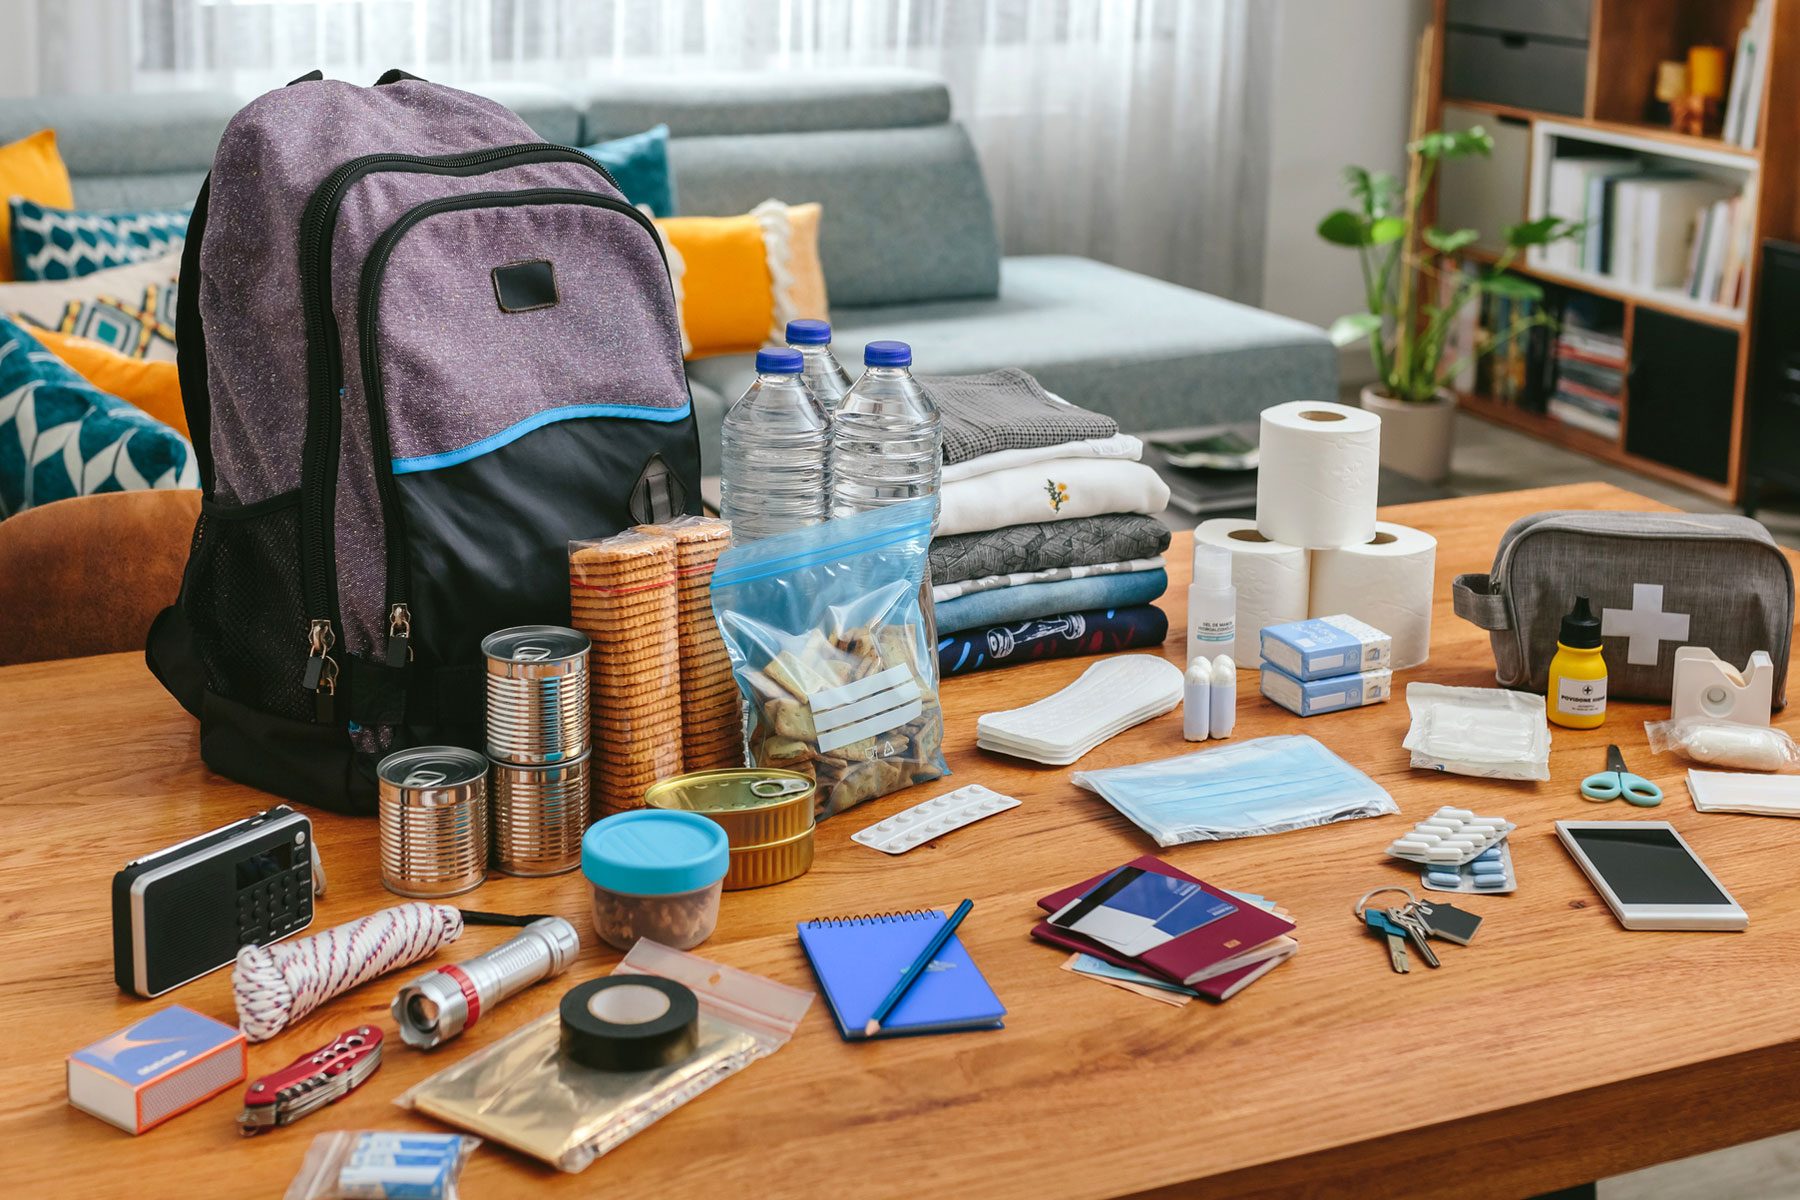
[30,327,188,437]
[653,200,828,359]
[0,130,75,283]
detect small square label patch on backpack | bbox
[492,259,558,313]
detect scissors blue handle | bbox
[1580,744,1664,806]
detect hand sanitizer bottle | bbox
[1186,544,1237,665]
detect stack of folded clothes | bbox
[922,370,1173,676]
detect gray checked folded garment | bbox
[919,369,1118,465]
[929,513,1172,587]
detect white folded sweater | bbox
[936,457,1171,538]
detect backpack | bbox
[148,71,700,814]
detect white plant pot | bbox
[1361,386,1456,484]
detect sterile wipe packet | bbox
[1402,683,1551,781]
[283,1132,479,1200]
[1070,734,1398,847]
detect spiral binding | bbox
[803,909,936,929]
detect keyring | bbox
[1353,886,1418,919]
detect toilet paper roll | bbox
[1309,521,1438,669]
[1194,518,1310,664]
[1255,401,1381,548]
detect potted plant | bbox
[1318,126,1580,483]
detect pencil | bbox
[863,899,975,1038]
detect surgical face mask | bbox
[1071,735,1398,847]
[1402,683,1551,781]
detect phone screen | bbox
[1569,826,1731,906]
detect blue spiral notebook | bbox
[798,909,1006,1040]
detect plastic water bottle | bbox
[720,347,831,543]
[829,340,941,523]
[785,319,854,414]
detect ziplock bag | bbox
[1403,683,1551,781]
[1646,717,1800,771]
[710,497,949,819]
[396,939,813,1172]
[1071,735,1397,846]
[283,1132,479,1200]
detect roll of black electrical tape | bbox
[560,976,700,1071]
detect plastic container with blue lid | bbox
[582,810,730,950]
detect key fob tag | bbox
[1414,900,1482,945]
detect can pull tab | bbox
[385,603,413,668]
[302,618,339,722]
[750,777,811,799]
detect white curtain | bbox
[65,0,1274,300]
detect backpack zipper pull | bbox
[385,603,413,668]
[302,618,339,697]
[313,656,339,724]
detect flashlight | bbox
[391,916,580,1049]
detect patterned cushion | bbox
[0,255,182,361]
[0,315,197,518]
[7,199,191,282]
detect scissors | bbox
[1580,744,1663,806]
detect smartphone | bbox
[1556,820,1747,931]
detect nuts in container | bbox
[581,809,729,951]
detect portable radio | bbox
[112,805,325,998]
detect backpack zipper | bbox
[356,188,670,664]
[295,146,621,717]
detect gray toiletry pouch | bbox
[1453,511,1793,704]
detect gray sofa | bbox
[1,71,1334,475]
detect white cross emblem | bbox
[1601,583,1691,666]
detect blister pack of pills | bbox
[1421,841,1516,894]
[1386,806,1515,868]
[851,784,1020,855]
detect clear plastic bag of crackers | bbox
[711,497,949,818]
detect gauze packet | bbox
[1402,683,1552,781]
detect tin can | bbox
[378,746,490,898]
[491,752,591,876]
[483,625,590,765]
[643,768,816,889]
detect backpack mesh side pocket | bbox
[185,491,315,723]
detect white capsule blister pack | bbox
[1385,806,1516,868]
[851,784,1021,855]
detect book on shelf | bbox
[1544,156,1630,273]
[1548,396,1622,440]
[1613,176,1738,290]
[1685,197,1753,307]
[1724,0,1773,148]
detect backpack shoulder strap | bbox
[174,174,214,495]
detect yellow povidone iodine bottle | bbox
[1547,595,1608,730]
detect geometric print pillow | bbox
[7,199,191,282]
[0,315,197,518]
[49,282,181,358]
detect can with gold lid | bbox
[643,769,815,889]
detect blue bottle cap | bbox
[582,809,729,896]
[785,318,831,345]
[755,347,804,374]
[863,340,912,367]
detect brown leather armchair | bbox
[0,489,200,666]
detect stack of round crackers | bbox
[644,516,743,771]
[569,530,684,815]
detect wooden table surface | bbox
[5,481,1799,1200]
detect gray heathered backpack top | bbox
[149,71,700,813]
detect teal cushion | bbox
[0,315,198,518]
[7,198,191,281]
[580,125,677,217]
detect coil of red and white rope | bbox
[234,902,464,1042]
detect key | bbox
[1412,899,1483,945]
[1388,907,1440,968]
[1364,910,1409,973]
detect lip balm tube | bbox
[1210,655,1237,738]
[1184,656,1212,741]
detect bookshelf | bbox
[1428,0,1798,504]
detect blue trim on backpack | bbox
[390,400,693,475]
